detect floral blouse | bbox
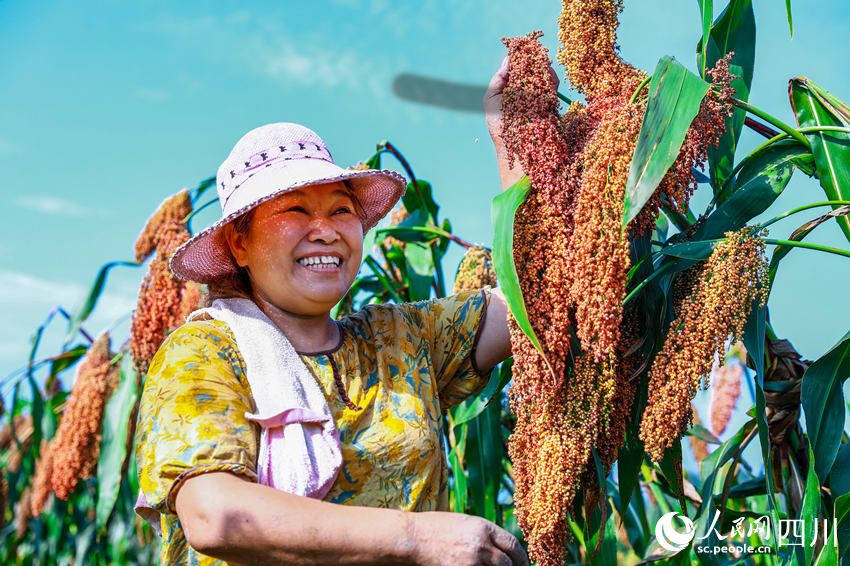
[135,288,492,566]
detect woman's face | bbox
[225,181,364,316]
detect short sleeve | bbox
[134,320,260,515]
[403,288,492,409]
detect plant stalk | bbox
[364,256,404,302]
[629,75,652,104]
[377,225,473,249]
[732,99,811,148]
[757,200,850,230]
[762,238,850,258]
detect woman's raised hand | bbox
[409,511,529,566]
[483,54,560,143]
[484,54,559,192]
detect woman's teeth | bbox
[297,255,341,268]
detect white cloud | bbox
[0,270,139,386]
[0,270,135,321]
[140,10,386,96]
[14,195,91,217]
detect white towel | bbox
[135,297,342,532]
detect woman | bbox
[135,57,534,565]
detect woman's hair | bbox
[206,180,366,301]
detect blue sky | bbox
[1,0,848,392]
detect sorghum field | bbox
[2,0,849,564]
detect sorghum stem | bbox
[762,238,850,258]
[377,226,473,249]
[732,99,810,148]
[380,141,434,223]
[757,200,850,230]
[629,74,652,104]
[364,256,404,303]
[184,198,220,234]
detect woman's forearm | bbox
[176,472,413,565]
[176,471,527,566]
[492,136,525,192]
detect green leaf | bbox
[491,176,545,354]
[451,361,511,426]
[47,345,87,380]
[785,0,794,38]
[624,56,711,226]
[96,354,139,527]
[831,445,850,498]
[693,420,757,558]
[376,209,433,243]
[448,422,468,513]
[658,239,721,260]
[696,0,755,191]
[364,151,382,170]
[800,448,821,566]
[742,302,781,553]
[698,0,755,91]
[769,205,850,286]
[813,495,846,565]
[64,260,139,344]
[401,180,439,222]
[699,140,807,239]
[838,493,850,560]
[404,242,435,301]
[686,423,721,445]
[658,442,687,513]
[191,175,217,202]
[801,330,850,483]
[589,502,618,566]
[697,0,713,78]
[789,77,850,243]
[465,401,502,522]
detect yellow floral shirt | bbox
[135,289,491,566]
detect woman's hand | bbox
[484,54,561,192]
[484,57,524,192]
[410,511,528,566]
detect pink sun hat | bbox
[170,122,407,284]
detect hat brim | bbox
[169,160,406,284]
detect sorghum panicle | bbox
[50,333,120,500]
[0,475,7,530]
[133,190,192,263]
[15,487,31,538]
[689,404,710,463]
[709,344,745,436]
[130,191,195,375]
[453,246,498,293]
[4,415,34,473]
[557,0,645,100]
[30,439,54,517]
[567,96,644,361]
[630,54,737,232]
[640,228,768,462]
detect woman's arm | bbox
[473,288,511,374]
[484,55,560,192]
[484,57,525,192]
[176,471,528,566]
[473,57,562,372]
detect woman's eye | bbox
[334,207,352,215]
[284,206,307,214]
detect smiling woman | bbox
[132,119,526,566]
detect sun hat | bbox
[170,122,407,284]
